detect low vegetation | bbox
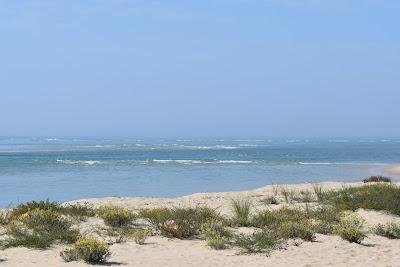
[131,229,149,245]
[373,222,400,239]
[4,209,79,249]
[60,236,111,264]
[9,200,95,221]
[362,175,391,183]
[234,229,281,254]
[201,219,233,250]
[333,213,366,244]
[231,199,252,226]
[276,221,316,241]
[0,182,398,260]
[252,207,309,229]
[97,205,136,228]
[321,183,400,216]
[139,207,223,239]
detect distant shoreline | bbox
[385,164,400,176]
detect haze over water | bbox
[0,137,399,207]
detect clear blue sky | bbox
[1,0,399,137]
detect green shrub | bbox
[323,184,400,216]
[373,222,400,239]
[60,236,111,264]
[307,206,341,234]
[12,200,60,218]
[362,176,391,183]
[201,219,232,250]
[60,204,96,219]
[98,206,135,228]
[251,207,308,228]
[233,229,280,254]
[334,213,366,244]
[277,221,316,241]
[5,209,79,248]
[139,207,222,239]
[231,199,252,227]
[11,200,95,221]
[131,229,149,245]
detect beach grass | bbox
[231,199,252,227]
[320,183,400,216]
[138,206,223,239]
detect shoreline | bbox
[66,181,364,214]
[385,164,400,176]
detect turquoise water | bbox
[0,137,399,207]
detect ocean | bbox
[0,137,399,207]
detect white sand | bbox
[1,181,400,267]
[385,164,400,177]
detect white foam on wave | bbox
[217,160,253,164]
[298,162,352,165]
[56,159,101,165]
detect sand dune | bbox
[1,182,400,267]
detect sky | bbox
[1,0,399,137]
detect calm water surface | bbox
[0,137,399,207]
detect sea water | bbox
[0,137,399,207]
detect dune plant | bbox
[373,222,400,239]
[10,200,95,221]
[139,207,222,239]
[276,220,316,241]
[97,205,135,228]
[11,200,60,218]
[60,236,111,264]
[334,213,366,244]
[323,183,400,216]
[313,185,325,202]
[201,219,232,250]
[251,207,308,228]
[292,190,314,203]
[231,199,252,227]
[233,229,280,254]
[60,203,96,219]
[362,176,391,183]
[0,209,14,226]
[5,209,79,249]
[131,229,149,245]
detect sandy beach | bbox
[385,164,400,176]
[1,181,400,267]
